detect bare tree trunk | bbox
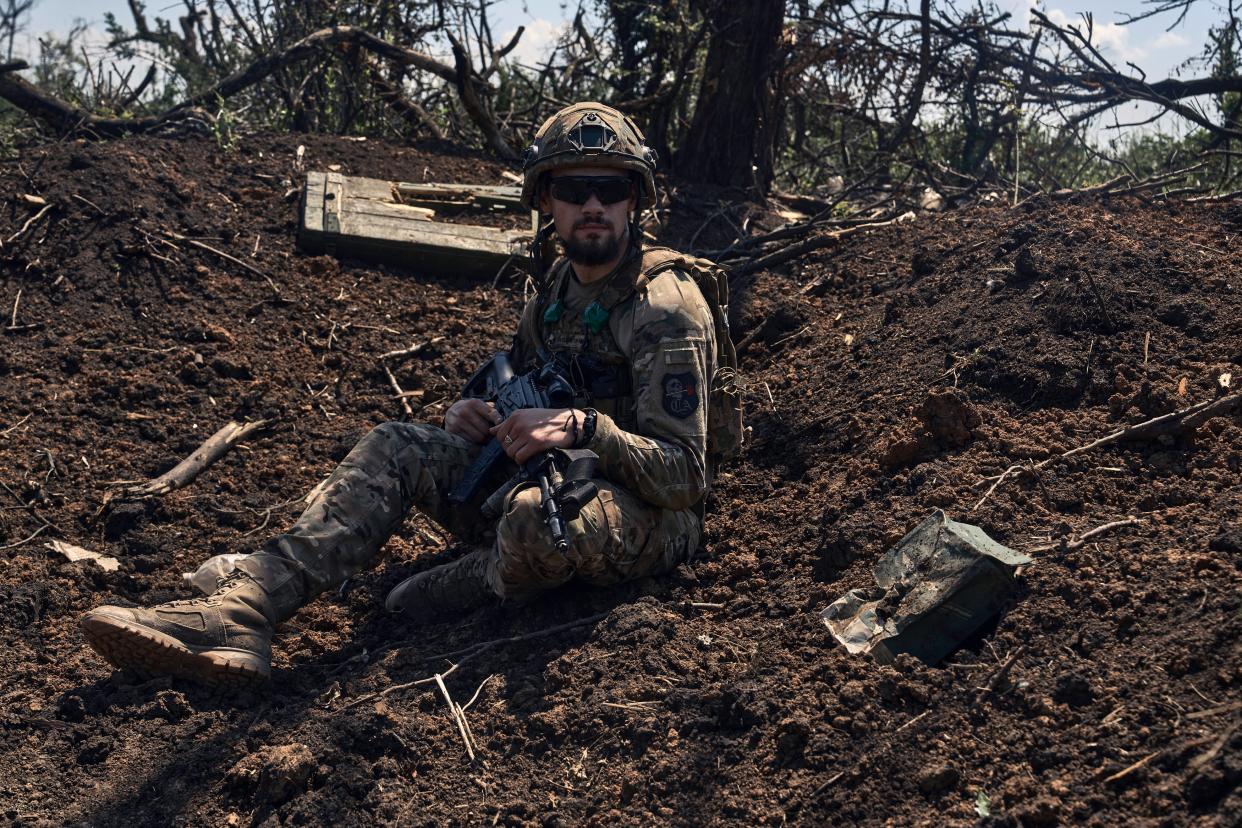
[675,0,785,196]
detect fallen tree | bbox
[0,26,514,148]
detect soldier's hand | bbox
[445,398,501,444]
[491,408,582,464]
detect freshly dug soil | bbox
[0,132,1238,827]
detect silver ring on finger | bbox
[504,435,514,446]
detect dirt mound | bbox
[0,133,1239,827]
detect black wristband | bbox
[576,408,598,448]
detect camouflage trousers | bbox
[262,422,701,604]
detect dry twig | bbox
[1027,517,1145,553]
[382,363,416,418]
[1102,750,1161,784]
[164,231,282,295]
[3,203,53,246]
[976,645,1026,699]
[379,337,445,363]
[0,414,31,437]
[1189,719,1241,770]
[974,392,1242,509]
[122,419,271,498]
[895,710,931,732]
[0,524,51,551]
[366,611,609,683]
[461,673,498,712]
[435,671,478,761]
[3,288,41,333]
[340,613,608,715]
[1186,701,1242,721]
[735,215,912,278]
[342,662,461,709]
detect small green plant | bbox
[975,791,991,817]
[212,93,237,152]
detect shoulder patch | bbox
[662,372,699,419]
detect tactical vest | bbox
[531,246,744,473]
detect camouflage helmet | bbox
[521,102,658,211]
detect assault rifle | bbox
[448,353,600,553]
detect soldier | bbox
[80,102,740,688]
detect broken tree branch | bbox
[0,27,478,138]
[364,56,446,140]
[735,214,914,278]
[446,31,519,161]
[122,419,271,498]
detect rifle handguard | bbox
[449,439,507,506]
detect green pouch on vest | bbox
[582,301,610,333]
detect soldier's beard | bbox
[563,219,626,266]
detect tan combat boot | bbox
[384,547,496,618]
[80,553,304,689]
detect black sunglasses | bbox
[548,176,634,206]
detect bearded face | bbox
[539,167,637,270]
[562,214,626,265]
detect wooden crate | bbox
[298,172,531,277]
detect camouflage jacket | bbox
[510,244,717,515]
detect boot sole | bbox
[81,612,270,690]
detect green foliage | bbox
[0,102,29,160]
[211,94,237,151]
[2,0,1239,199]
[1210,16,1241,128]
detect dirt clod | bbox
[1015,795,1061,826]
[915,389,980,447]
[1052,671,1095,708]
[916,762,959,796]
[225,743,316,806]
[76,735,113,765]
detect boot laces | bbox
[427,551,487,601]
[213,569,253,592]
[161,569,251,608]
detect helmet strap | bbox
[529,212,558,287]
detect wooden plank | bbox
[339,212,522,253]
[396,182,521,199]
[339,198,436,223]
[321,176,521,211]
[303,171,326,234]
[394,182,523,212]
[323,173,344,237]
[298,171,530,277]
